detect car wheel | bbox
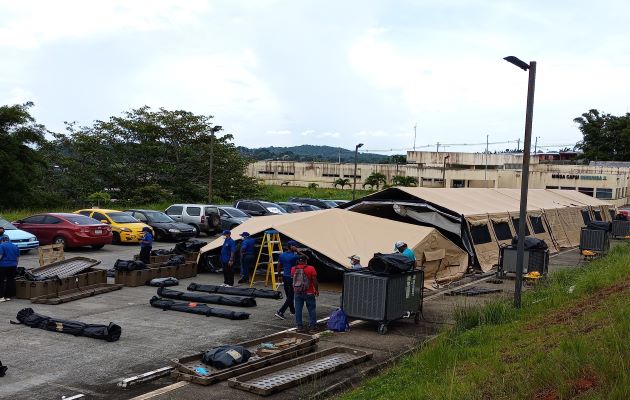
[91,244,105,249]
[112,232,121,244]
[53,236,67,250]
[190,224,200,237]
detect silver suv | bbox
[164,204,220,236]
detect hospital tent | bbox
[200,208,469,285]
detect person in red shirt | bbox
[291,255,318,333]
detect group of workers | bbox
[218,230,416,333]
[0,226,20,302]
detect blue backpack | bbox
[327,308,349,332]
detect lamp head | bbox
[356,143,364,149]
[503,56,530,71]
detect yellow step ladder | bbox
[249,230,282,290]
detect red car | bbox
[12,213,113,249]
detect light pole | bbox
[504,55,537,308]
[442,155,450,187]
[208,125,223,202]
[352,143,364,200]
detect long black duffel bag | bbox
[149,296,250,320]
[157,287,257,307]
[13,308,121,342]
[368,253,415,275]
[187,282,283,300]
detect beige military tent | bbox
[340,188,613,272]
[200,208,469,285]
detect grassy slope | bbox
[341,244,630,400]
[1,186,371,221]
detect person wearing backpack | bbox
[291,255,318,333]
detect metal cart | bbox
[497,245,549,278]
[342,269,424,335]
[579,227,610,255]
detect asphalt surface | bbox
[0,239,615,400]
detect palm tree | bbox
[333,178,351,189]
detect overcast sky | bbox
[2,0,629,154]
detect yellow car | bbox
[74,208,152,244]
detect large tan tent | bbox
[200,208,469,285]
[340,188,614,272]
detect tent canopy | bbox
[201,208,469,282]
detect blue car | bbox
[1,216,39,253]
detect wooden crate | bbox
[38,244,65,267]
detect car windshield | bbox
[145,211,174,223]
[261,202,285,214]
[0,217,16,230]
[324,200,338,208]
[64,215,103,225]
[108,212,139,223]
[221,207,249,218]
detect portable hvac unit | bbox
[342,270,423,335]
[498,246,549,278]
[579,227,610,254]
[611,220,630,239]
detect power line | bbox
[361,140,576,153]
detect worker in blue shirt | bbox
[0,235,20,302]
[139,227,153,265]
[395,241,416,264]
[220,230,237,287]
[275,240,301,320]
[238,232,256,284]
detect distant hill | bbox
[238,145,400,164]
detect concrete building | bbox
[247,151,630,206]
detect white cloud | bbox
[300,129,315,136]
[0,0,210,48]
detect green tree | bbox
[87,191,111,207]
[0,102,47,209]
[574,109,630,161]
[308,183,319,190]
[362,172,387,190]
[392,175,418,187]
[333,178,350,189]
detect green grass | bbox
[340,243,630,400]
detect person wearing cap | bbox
[139,227,154,264]
[274,240,300,320]
[395,241,416,262]
[238,232,255,284]
[220,230,237,286]
[348,255,363,270]
[0,235,19,302]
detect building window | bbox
[560,186,576,190]
[345,175,361,179]
[511,217,530,236]
[470,224,492,244]
[258,171,274,175]
[578,187,594,197]
[595,188,613,199]
[545,186,559,189]
[322,173,340,177]
[581,209,591,225]
[529,216,546,234]
[492,221,512,241]
[277,171,295,175]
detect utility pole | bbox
[517,138,521,152]
[503,55,537,309]
[442,155,450,188]
[534,136,539,154]
[352,143,364,200]
[208,125,222,203]
[436,142,440,153]
[413,124,417,151]
[485,134,489,187]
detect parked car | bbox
[0,216,39,253]
[234,200,286,216]
[328,200,349,206]
[74,208,151,244]
[218,206,251,230]
[124,209,196,241]
[277,202,321,213]
[288,197,339,209]
[164,204,221,236]
[13,213,112,250]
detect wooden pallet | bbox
[30,283,123,304]
[38,244,65,267]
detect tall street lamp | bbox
[442,155,450,187]
[208,125,223,202]
[352,143,364,200]
[504,55,537,308]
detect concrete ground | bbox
[0,241,609,400]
